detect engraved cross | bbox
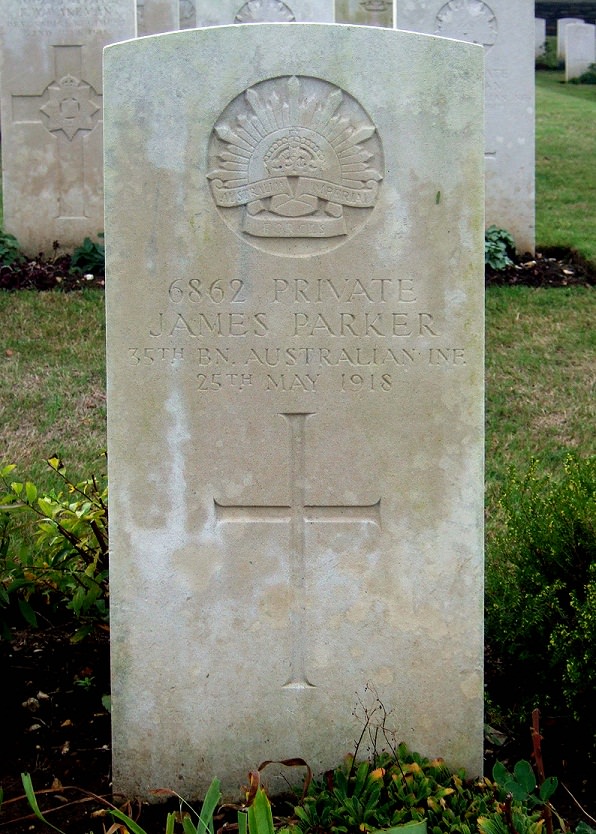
[214,412,381,689]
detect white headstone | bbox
[395,0,535,254]
[105,22,485,800]
[137,0,180,35]
[194,0,334,25]
[565,22,596,80]
[535,17,546,58]
[335,0,394,27]
[0,0,136,256]
[557,17,584,60]
[179,0,195,27]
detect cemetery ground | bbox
[0,70,595,832]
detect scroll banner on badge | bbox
[210,176,379,209]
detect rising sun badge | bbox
[207,76,383,256]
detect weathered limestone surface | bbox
[395,0,535,254]
[194,0,334,25]
[105,23,485,801]
[137,0,179,35]
[0,0,136,255]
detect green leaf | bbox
[238,811,248,834]
[18,598,38,627]
[492,762,510,786]
[110,808,150,834]
[197,777,221,834]
[21,773,67,834]
[101,694,112,713]
[0,464,16,478]
[47,456,66,475]
[539,776,558,802]
[37,499,56,518]
[508,782,530,802]
[513,760,536,794]
[182,813,199,834]
[71,624,93,643]
[25,482,37,503]
[166,812,177,834]
[248,788,275,834]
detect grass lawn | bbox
[0,289,106,487]
[535,70,596,263]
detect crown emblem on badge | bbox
[207,76,383,243]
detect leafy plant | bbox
[0,455,108,640]
[295,746,497,834]
[70,233,105,274]
[485,454,596,735]
[0,229,24,266]
[535,37,560,71]
[573,63,596,85]
[492,760,557,808]
[485,226,515,270]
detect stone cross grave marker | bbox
[565,22,596,81]
[194,0,334,25]
[335,0,394,27]
[104,23,485,800]
[137,0,180,35]
[395,0,535,255]
[0,0,136,256]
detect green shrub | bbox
[535,37,560,71]
[294,745,552,834]
[485,226,515,270]
[70,233,105,274]
[0,456,108,641]
[571,63,596,85]
[485,454,596,731]
[0,229,24,266]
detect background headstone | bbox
[137,0,180,34]
[565,21,596,79]
[395,0,535,254]
[557,16,584,59]
[179,0,196,27]
[0,0,136,256]
[194,0,334,25]
[335,0,394,27]
[535,17,547,57]
[105,23,484,800]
